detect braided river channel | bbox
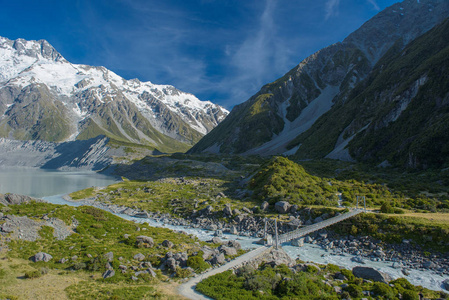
[1,167,447,292]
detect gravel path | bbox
[178,245,271,300]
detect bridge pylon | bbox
[264,218,279,249]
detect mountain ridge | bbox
[0,36,228,152]
[189,0,449,167]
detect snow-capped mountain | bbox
[0,36,228,152]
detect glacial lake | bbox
[0,167,119,198]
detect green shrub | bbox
[186,254,210,273]
[72,262,87,270]
[24,270,42,279]
[340,269,355,281]
[325,264,341,273]
[372,282,395,299]
[345,284,363,298]
[175,267,192,278]
[381,202,395,213]
[305,265,319,274]
[402,290,419,300]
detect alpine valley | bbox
[2,1,449,300]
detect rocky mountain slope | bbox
[0,136,124,170]
[189,0,449,166]
[296,17,449,169]
[0,37,228,153]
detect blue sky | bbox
[0,0,398,109]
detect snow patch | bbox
[246,85,339,156]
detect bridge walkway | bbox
[278,209,363,244]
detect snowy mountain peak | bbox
[0,36,228,151]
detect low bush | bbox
[24,270,41,279]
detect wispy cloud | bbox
[220,0,296,107]
[367,0,380,10]
[325,0,340,20]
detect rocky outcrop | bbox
[0,193,43,206]
[0,214,74,241]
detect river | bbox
[43,194,449,292]
[1,168,447,292]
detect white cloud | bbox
[220,0,296,107]
[367,0,380,10]
[325,0,340,20]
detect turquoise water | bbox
[0,167,118,198]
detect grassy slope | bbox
[0,201,212,299]
[291,18,449,168]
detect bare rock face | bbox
[352,266,392,284]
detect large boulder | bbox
[275,201,291,214]
[211,237,223,244]
[352,266,392,284]
[290,205,299,214]
[423,261,437,269]
[232,209,241,216]
[227,240,241,250]
[210,253,226,265]
[166,257,178,271]
[229,225,238,235]
[104,252,114,262]
[200,205,214,215]
[251,247,296,268]
[261,201,269,211]
[443,279,449,291]
[201,247,215,260]
[162,240,174,248]
[133,253,146,261]
[32,252,53,262]
[136,235,154,248]
[223,205,232,216]
[102,269,115,279]
[219,246,237,256]
[291,238,304,247]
